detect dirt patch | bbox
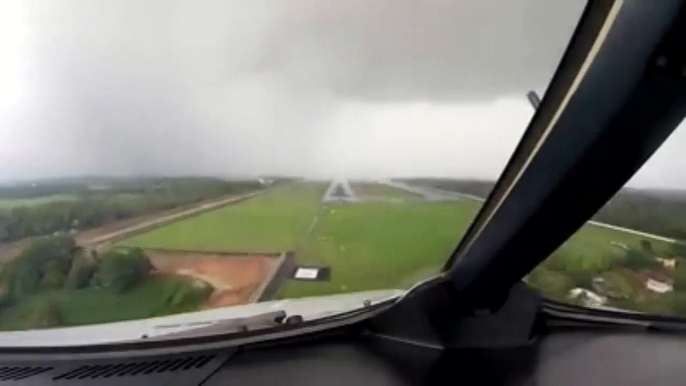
[144,250,282,309]
[0,239,32,263]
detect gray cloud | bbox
[260,0,583,100]
[6,0,680,188]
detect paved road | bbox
[322,179,357,203]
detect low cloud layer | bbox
[0,0,683,187]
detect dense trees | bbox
[0,178,261,244]
[673,265,686,292]
[0,236,77,300]
[0,236,161,328]
[403,178,686,315]
[0,177,250,330]
[64,252,97,290]
[594,189,686,241]
[95,248,153,293]
[0,237,157,301]
[0,235,217,330]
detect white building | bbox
[656,257,677,270]
[568,288,607,307]
[257,178,274,186]
[645,278,673,294]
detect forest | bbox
[0,236,211,329]
[0,177,262,243]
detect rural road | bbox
[84,191,264,249]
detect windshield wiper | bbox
[143,310,304,341]
[542,301,686,333]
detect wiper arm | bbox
[542,301,686,333]
[143,310,303,341]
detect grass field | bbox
[554,224,672,271]
[278,200,481,298]
[0,194,79,209]
[350,183,421,200]
[117,180,676,304]
[0,179,681,330]
[0,276,201,330]
[119,180,480,299]
[119,182,327,253]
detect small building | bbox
[645,278,673,294]
[257,178,274,186]
[568,288,607,307]
[656,257,677,270]
[642,268,674,294]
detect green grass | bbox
[119,182,327,253]
[0,276,202,330]
[119,180,675,306]
[0,194,79,209]
[527,221,674,306]
[553,223,672,271]
[350,183,420,200]
[278,200,482,298]
[120,180,481,299]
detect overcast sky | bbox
[0,0,684,188]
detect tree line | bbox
[0,236,213,329]
[403,178,686,242]
[0,178,261,243]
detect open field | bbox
[119,182,326,253]
[145,250,281,308]
[0,194,79,209]
[554,224,672,272]
[80,179,682,318]
[116,180,679,302]
[0,176,681,329]
[278,200,481,298]
[350,183,421,200]
[118,180,482,300]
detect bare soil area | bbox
[145,250,282,309]
[0,240,31,263]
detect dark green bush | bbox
[0,236,76,300]
[96,248,153,293]
[169,280,214,311]
[64,251,97,290]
